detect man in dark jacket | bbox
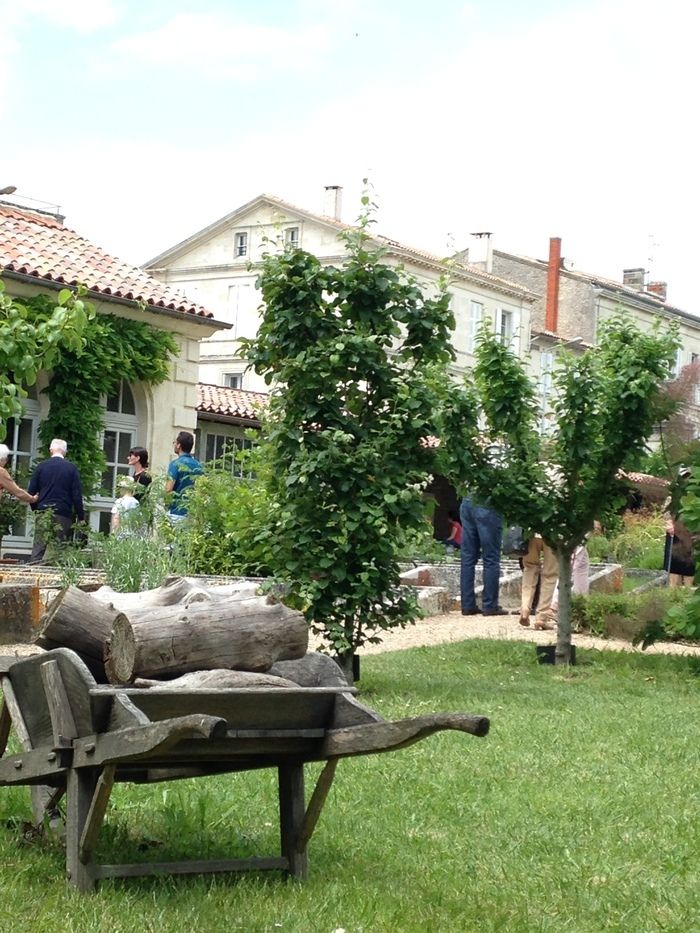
[28,438,85,562]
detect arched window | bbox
[94,380,141,534]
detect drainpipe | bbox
[545,237,561,334]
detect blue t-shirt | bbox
[167,454,204,516]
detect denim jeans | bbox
[460,498,503,611]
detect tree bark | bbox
[36,586,127,680]
[93,577,260,612]
[555,549,574,665]
[104,595,308,684]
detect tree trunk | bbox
[555,549,574,665]
[36,586,127,680]
[93,577,261,612]
[104,595,309,684]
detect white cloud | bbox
[112,13,329,79]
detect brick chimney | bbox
[646,281,667,301]
[622,268,646,291]
[545,237,562,333]
[323,185,343,221]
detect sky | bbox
[2,0,699,311]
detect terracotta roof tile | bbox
[1,203,213,318]
[196,383,268,423]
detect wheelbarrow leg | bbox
[66,768,98,892]
[278,763,308,880]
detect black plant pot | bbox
[536,644,576,665]
[333,653,361,683]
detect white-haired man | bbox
[0,444,37,504]
[27,438,85,563]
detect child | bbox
[111,475,140,536]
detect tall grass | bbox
[0,640,698,931]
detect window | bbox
[671,348,683,378]
[468,301,483,353]
[223,373,242,389]
[227,283,253,337]
[539,352,554,435]
[234,231,248,258]
[96,380,139,533]
[495,307,520,352]
[204,433,255,478]
[285,226,300,248]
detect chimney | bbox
[323,185,343,221]
[468,232,493,273]
[646,281,667,301]
[622,267,646,291]
[545,237,562,333]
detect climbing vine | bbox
[23,300,178,495]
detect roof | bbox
[0,202,215,319]
[145,193,535,302]
[493,247,699,324]
[196,383,268,424]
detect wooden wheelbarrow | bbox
[0,648,489,891]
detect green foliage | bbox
[0,465,29,540]
[37,311,177,495]
[163,445,275,578]
[571,587,692,641]
[651,464,700,643]
[242,200,455,661]
[0,282,93,438]
[89,530,172,592]
[435,312,678,662]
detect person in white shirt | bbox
[111,475,140,536]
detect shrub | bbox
[571,587,694,642]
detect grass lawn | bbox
[0,640,698,932]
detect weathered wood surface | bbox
[36,586,124,679]
[0,648,491,891]
[93,576,260,612]
[104,595,308,684]
[133,669,301,690]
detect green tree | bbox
[0,283,93,438]
[242,210,454,680]
[435,313,677,664]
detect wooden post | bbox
[278,763,308,880]
[66,767,98,892]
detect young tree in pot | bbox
[435,313,677,664]
[242,208,454,682]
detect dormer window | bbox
[235,231,248,258]
[285,226,300,248]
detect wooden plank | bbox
[278,763,307,880]
[0,747,67,785]
[71,714,227,768]
[0,701,11,758]
[95,855,288,880]
[41,660,78,747]
[0,677,34,750]
[296,757,338,854]
[79,765,116,864]
[104,689,338,732]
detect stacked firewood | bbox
[36,577,310,685]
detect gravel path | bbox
[343,610,700,658]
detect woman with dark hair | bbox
[127,447,151,500]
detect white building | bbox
[144,189,537,391]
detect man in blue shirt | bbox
[28,438,84,562]
[165,431,204,521]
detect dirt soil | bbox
[326,610,700,658]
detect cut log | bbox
[105,595,308,684]
[36,586,126,680]
[133,670,301,689]
[93,577,260,611]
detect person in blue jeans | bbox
[460,496,506,615]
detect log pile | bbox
[36,577,309,685]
